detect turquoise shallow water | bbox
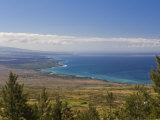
[41,54,157,84]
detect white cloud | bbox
[0,32,159,52]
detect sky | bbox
[0,0,160,53]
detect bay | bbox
[41,54,157,84]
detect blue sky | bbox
[0,0,160,52]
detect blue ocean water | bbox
[41,54,157,84]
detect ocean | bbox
[41,54,157,84]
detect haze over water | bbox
[42,54,157,84]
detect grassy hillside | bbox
[0,65,153,118]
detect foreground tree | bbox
[149,55,160,118]
[62,102,74,120]
[0,72,34,120]
[76,104,100,120]
[36,87,52,120]
[150,55,160,94]
[103,92,115,120]
[116,85,156,120]
[52,95,63,120]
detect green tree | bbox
[52,95,63,120]
[52,95,75,120]
[103,92,115,120]
[106,92,115,113]
[76,104,100,120]
[116,55,160,120]
[118,86,154,120]
[62,102,74,120]
[149,55,160,118]
[36,87,52,120]
[0,72,33,120]
[150,55,160,94]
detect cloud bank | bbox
[0,32,159,52]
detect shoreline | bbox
[0,55,152,85]
[40,59,151,85]
[40,69,141,85]
[40,68,152,85]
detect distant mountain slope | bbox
[0,46,72,58]
[0,46,42,58]
[0,46,33,52]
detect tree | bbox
[52,95,63,120]
[76,104,100,120]
[103,91,115,120]
[118,85,154,120]
[149,55,160,118]
[36,87,52,120]
[150,55,160,94]
[62,102,74,120]
[106,92,115,114]
[115,55,160,120]
[0,72,33,120]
